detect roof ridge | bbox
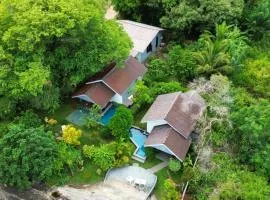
[102,66,117,81]
[103,57,131,82]
[163,126,172,144]
[119,20,163,31]
[165,92,182,119]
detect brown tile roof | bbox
[145,125,191,161]
[72,82,115,108]
[141,92,181,122]
[87,62,116,83]
[103,56,147,94]
[141,91,205,138]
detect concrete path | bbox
[147,161,168,173]
[147,152,170,173]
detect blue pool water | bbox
[101,105,116,125]
[130,128,147,159]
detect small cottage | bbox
[141,91,205,161]
[119,20,163,63]
[72,56,147,110]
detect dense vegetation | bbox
[115,0,270,198]
[0,0,270,199]
[0,0,131,118]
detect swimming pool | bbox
[101,105,116,125]
[130,127,148,162]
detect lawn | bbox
[48,102,112,145]
[67,162,104,185]
[45,103,112,186]
[47,103,74,123]
[132,154,162,169]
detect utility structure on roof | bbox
[141,91,205,161]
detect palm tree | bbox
[193,34,232,76]
[193,23,247,76]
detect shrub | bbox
[15,110,41,128]
[54,142,83,176]
[45,117,58,125]
[0,97,16,120]
[168,158,182,172]
[85,105,102,129]
[62,125,82,146]
[83,141,134,171]
[162,179,179,200]
[83,144,115,171]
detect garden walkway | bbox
[147,153,170,173]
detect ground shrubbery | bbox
[83,141,134,172]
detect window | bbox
[146,43,152,53]
[156,36,159,48]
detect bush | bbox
[54,142,83,176]
[62,125,82,146]
[162,179,179,200]
[0,124,8,138]
[85,105,102,129]
[168,158,182,172]
[45,117,58,125]
[83,144,115,171]
[14,110,41,128]
[0,97,16,120]
[83,141,134,171]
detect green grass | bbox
[48,103,74,123]
[47,102,112,146]
[45,103,110,186]
[0,120,10,126]
[132,155,162,169]
[67,162,104,185]
[154,167,183,200]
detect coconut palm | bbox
[193,35,232,76]
[193,23,247,76]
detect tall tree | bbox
[193,23,247,76]
[244,0,270,40]
[108,106,133,140]
[190,153,270,199]
[0,125,58,189]
[232,100,270,177]
[112,0,244,37]
[0,0,132,118]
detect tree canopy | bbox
[0,0,132,118]
[0,125,58,189]
[108,106,133,140]
[112,0,244,37]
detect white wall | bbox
[73,95,94,103]
[152,145,173,155]
[111,93,123,104]
[137,31,163,63]
[146,120,167,133]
